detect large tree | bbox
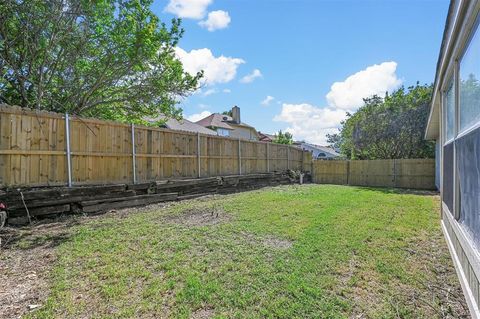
[333,83,435,160]
[0,0,202,123]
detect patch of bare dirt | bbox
[262,236,293,249]
[190,308,214,319]
[0,221,74,319]
[165,207,231,227]
[0,201,175,319]
[240,232,293,250]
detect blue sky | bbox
[152,0,449,144]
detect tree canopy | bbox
[273,130,293,145]
[328,83,435,160]
[0,0,202,123]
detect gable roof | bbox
[165,117,217,135]
[147,115,217,135]
[195,113,234,130]
[258,132,275,141]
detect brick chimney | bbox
[231,105,240,124]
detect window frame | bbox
[458,15,480,138]
[217,128,230,137]
[441,65,459,219]
[443,82,456,145]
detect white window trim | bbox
[443,71,456,146]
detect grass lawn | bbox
[8,184,467,318]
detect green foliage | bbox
[273,130,293,145]
[0,0,202,123]
[222,110,233,116]
[335,83,435,159]
[326,133,342,150]
[459,73,480,129]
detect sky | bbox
[152,0,450,144]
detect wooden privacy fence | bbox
[312,158,436,190]
[0,105,312,187]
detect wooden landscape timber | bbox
[1,171,305,225]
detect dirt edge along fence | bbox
[0,105,312,187]
[312,158,436,190]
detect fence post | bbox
[65,113,72,187]
[238,138,242,175]
[301,149,304,172]
[266,143,270,173]
[286,146,290,170]
[311,155,314,179]
[131,123,137,184]
[197,132,201,178]
[346,160,351,185]
[393,159,397,188]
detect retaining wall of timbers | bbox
[1,171,308,225]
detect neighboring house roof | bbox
[301,142,340,157]
[165,118,217,135]
[147,115,217,135]
[258,131,275,142]
[196,113,258,132]
[196,114,234,130]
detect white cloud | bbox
[274,103,347,144]
[223,88,231,93]
[202,88,217,96]
[199,10,231,31]
[261,95,275,106]
[164,0,212,19]
[240,69,262,83]
[326,61,402,110]
[175,47,245,85]
[186,110,212,122]
[273,61,402,144]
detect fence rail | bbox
[0,105,312,187]
[312,158,436,190]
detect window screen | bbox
[445,82,455,141]
[457,127,480,244]
[460,19,480,133]
[443,142,454,214]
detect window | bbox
[460,19,480,134]
[445,81,455,141]
[442,78,456,217]
[217,128,230,137]
[443,142,454,214]
[456,21,480,245]
[456,129,480,244]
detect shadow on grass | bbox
[0,220,77,250]
[355,186,439,196]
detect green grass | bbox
[27,185,461,318]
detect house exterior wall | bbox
[229,125,258,141]
[431,1,480,317]
[300,143,338,159]
[435,139,440,190]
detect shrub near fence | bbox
[0,105,312,187]
[312,158,436,190]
